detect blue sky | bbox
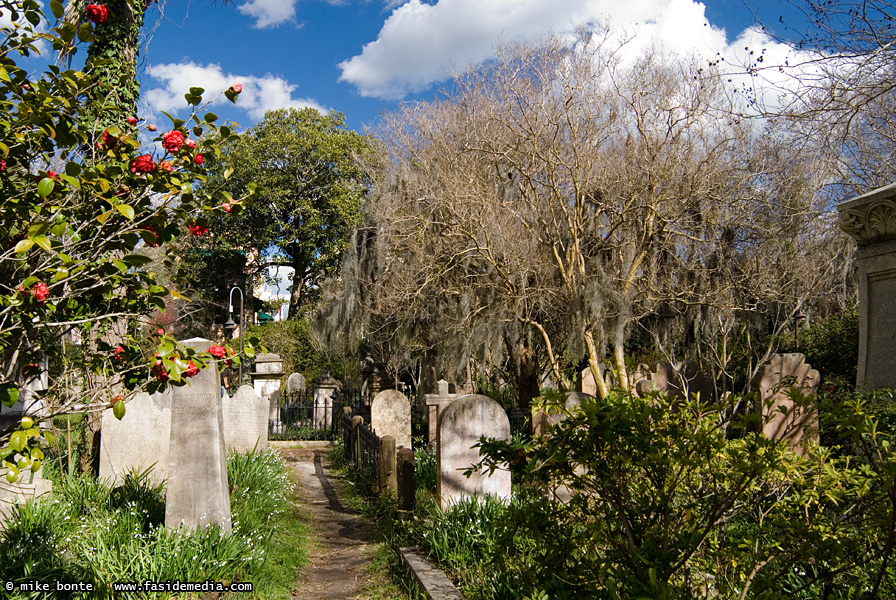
[102,0,810,135]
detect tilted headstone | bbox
[312,369,340,428]
[222,385,268,453]
[751,353,820,454]
[99,390,171,487]
[165,338,231,531]
[425,379,461,445]
[286,373,306,404]
[839,183,896,389]
[370,389,412,450]
[633,361,715,402]
[437,394,511,510]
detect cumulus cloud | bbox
[237,0,297,28]
[339,0,808,102]
[144,62,327,121]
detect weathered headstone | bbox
[252,353,283,433]
[0,468,53,523]
[751,353,820,453]
[286,373,306,404]
[839,182,896,389]
[397,447,415,513]
[532,392,593,503]
[165,338,231,531]
[371,389,412,449]
[437,394,511,510]
[424,380,460,445]
[222,385,268,453]
[633,361,715,402]
[99,390,171,487]
[312,369,339,428]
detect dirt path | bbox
[281,449,377,600]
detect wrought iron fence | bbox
[269,390,343,441]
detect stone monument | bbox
[370,389,412,449]
[751,353,820,453]
[312,369,340,428]
[222,385,269,452]
[251,353,283,433]
[99,390,171,487]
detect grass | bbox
[0,448,309,599]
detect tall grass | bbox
[0,448,307,599]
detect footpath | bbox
[280,448,378,600]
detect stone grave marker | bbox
[286,373,306,404]
[751,353,820,454]
[437,394,511,510]
[99,390,171,487]
[165,338,231,531]
[252,353,283,433]
[313,369,340,428]
[632,361,715,402]
[425,380,461,445]
[371,389,412,449]
[222,385,268,453]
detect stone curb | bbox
[267,440,336,449]
[399,546,465,600]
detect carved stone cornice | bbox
[839,183,896,246]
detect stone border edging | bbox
[399,546,465,599]
[267,440,336,449]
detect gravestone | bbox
[751,353,820,453]
[312,369,340,428]
[165,338,231,531]
[371,389,412,449]
[839,183,896,389]
[222,385,269,453]
[437,394,511,510]
[424,380,461,445]
[0,468,53,523]
[99,390,171,487]
[633,361,715,402]
[286,373,306,404]
[252,353,283,433]
[532,392,593,502]
[576,367,614,397]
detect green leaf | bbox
[34,236,51,252]
[115,204,135,220]
[0,383,19,407]
[9,431,26,452]
[13,239,33,253]
[123,254,152,266]
[53,267,69,282]
[112,400,125,420]
[37,177,55,197]
[204,112,218,123]
[247,181,257,194]
[189,86,205,96]
[96,210,113,224]
[50,222,66,237]
[224,167,234,180]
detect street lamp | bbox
[224,286,244,383]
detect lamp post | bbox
[793,308,807,349]
[223,286,244,384]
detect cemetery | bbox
[0,0,895,598]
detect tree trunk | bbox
[517,333,541,409]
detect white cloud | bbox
[143,62,327,122]
[237,0,297,28]
[339,0,811,102]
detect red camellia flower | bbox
[114,345,125,361]
[161,130,184,153]
[85,3,109,24]
[1,159,6,172]
[193,154,204,166]
[127,116,138,125]
[208,345,226,359]
[185,139,196,149]
[100,128,118,149]
[130,154,157,174]
[222,202,233,213]
[151,360,168,382]
[159,161,173,172]
[21,364,40,378]
[147,124,157,132]
[31,282,49,305]
[183,360,199,378]
[230,83,242,94]
[189,224,208,236]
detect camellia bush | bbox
[0,0,255,481]
[473,389,896,599]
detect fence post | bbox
[351,416,363,472]
[397,447,415,514]
[379,436,397,497]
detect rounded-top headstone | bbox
[437,394,511,510]
[371,390,412,449]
